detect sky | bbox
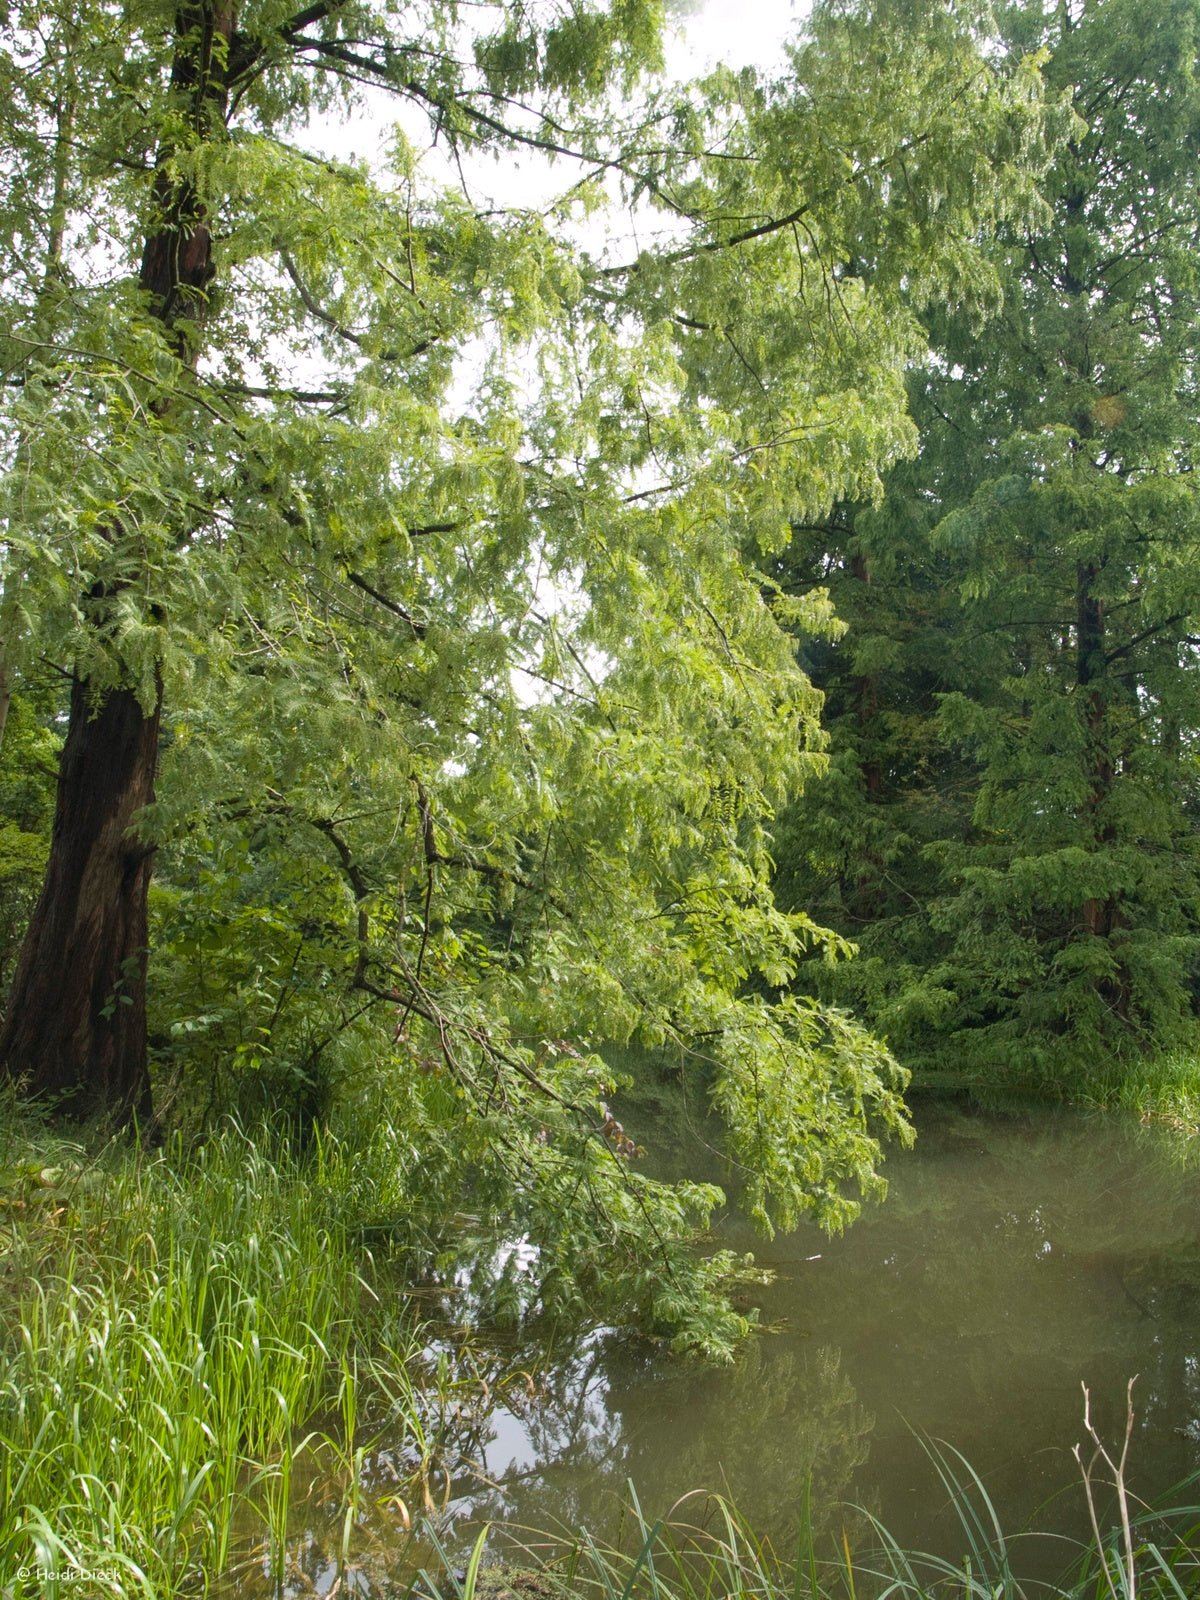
[665,0,804,73]
[313,0,807,181]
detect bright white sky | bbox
[665,0,803,73]
[316,0,807,183]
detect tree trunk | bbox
[1077,559,1113,937]
[0,678,161,1123]
[0,1,233,1124]
[850,553,883,800]
[1076,559,1130,1013]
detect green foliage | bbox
[774,0,1200,1089]
[0,817,47,997]
[0,0,1064,1333]
[0,693,57,993]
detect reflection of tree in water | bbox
[789,1103,1200,1552]
[215,1107,1200,1597]
[215,1321,877,1600]
[462,1330,875,1552]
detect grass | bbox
[0,1098,430,1599]
[424,1449,1200,1600]
[1078,1052,1200,1139]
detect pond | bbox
[456,1101,1200,1566]
[225,1099,1200,1594]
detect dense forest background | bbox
[775,0,1200,1089]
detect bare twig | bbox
[1074,1377,1140,1600]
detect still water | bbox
[230,1101,1200,1592]
[455,1101,1200,1564]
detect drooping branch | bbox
[345,571,426,637]
[308,814,372,988]
[296,798,657,1194]
[272,32,696,221]
[1104,611,1188,668]
[277,248,440,363]
[411,776,564,902]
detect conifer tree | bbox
[778,0,1200,1083]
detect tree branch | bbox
[346,570,426,637]
[1104,612,1188,668]
[277,247,438,363]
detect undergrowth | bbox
[1079,1052,1200,1140]
[0,1098,428,1599]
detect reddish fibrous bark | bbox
[0,678,162,1122]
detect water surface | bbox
[461,1100,1200,1568]
[226,1100,1200,1592]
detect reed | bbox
[0,1101,422,1599]
[441,1451,1200,1600]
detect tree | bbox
[1,0,1055,1341]
[0,0,679,1122]
[777,0,1200,1084]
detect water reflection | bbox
[462,1334,875,1548]
[220,1102,1200,1595]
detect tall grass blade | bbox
[620,1483,665,1600]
